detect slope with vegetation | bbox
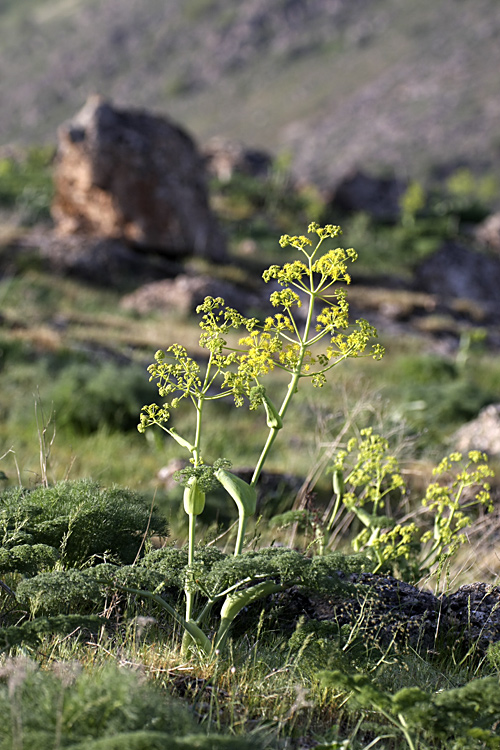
[2,0,500,187]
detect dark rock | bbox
[308,572,443,652]
[51,95,226,261]
[328,170,406,221]
[415,241,500,318]
[233,468,304,512]
[8,229,182,288]
[306,572,500,655]
[441,582,500,651]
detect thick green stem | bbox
[192,400,203,467]
[185,512,196,620]
[251,284,317,489]
[214,580,284,652]
[395,714,418,750]
[185,375,208,627]
[182,512,198,655]
[325,492,342,534]
[250,425,281,488]
[234,513,247,557]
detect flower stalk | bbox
[136,223,384,655]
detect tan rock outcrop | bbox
[51,95,226,261]
[454,404,500,456]
[476,212,500,252]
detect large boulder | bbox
[51,96,226,261]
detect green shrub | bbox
[0,659,261,749]
[0,146,54,225]
[16,568,108,615]
[0,615,104,651]
[0,543,59,576]
[14,546,366,628]
[0,479,168,566]
[50,362,158,434]
[16,564,165,616]
[0,661,199,749]
[320,669,500,749]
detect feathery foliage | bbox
[0,479,168,566]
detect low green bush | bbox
[0,661,200,749]
[0,146,54,225]
[49,362,158,434]
[0,479,168,566]
[0,543,59,576]
[0,658,261,749]
[320,669,500,749]
[16,564,165,616]
[0,615,104,651]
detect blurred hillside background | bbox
[2,0,500,186]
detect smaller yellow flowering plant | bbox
[329,434,494,581]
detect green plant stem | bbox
[185,512,196,626]
[184,378,207,632]
[325,492,342,534]
[250,286,317,489]
[214,580,284,652]
[183,406,201,647]
[194,575,266,626]
[394,713,418,750]
[192,399,203,468]
[369,706,418,750]
[234,514,247,557]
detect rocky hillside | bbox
[2,0,500,187]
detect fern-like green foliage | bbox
[320,669,500,748]
[140,545,225,590]
[16,569,103,615]
[0,615,103,651]
[0,479,168,566]
[200,548,365,597]
[0,660,200,750]
[139,546,367,603]
[0,543,59,576]
[16,564,165,616]
[14,546,368,648]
